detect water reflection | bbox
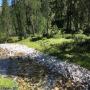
[0,57,90,90]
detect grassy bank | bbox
[16,34,90,70]
[3,34,89,69]
[0,76,18,89]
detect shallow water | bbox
[0,57,89,90]
[0,44,90,90]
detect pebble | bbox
[0,43,90,90]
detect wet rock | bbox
[0,44,90,90]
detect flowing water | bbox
[0,44,90,90]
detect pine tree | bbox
[2,0,12,41]
[12,0,27,40]
[41,0,51,36]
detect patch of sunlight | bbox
[0,76,18,89]
[18,38,43,51]
[18,38,73,51]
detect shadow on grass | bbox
[43,39,90,70]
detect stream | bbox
[0,44,90,90]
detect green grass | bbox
[16,35,90,70]
[0,76,18,89]
[18,37,73,51]
[18,38,44,51]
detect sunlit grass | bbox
[17,35,90,70]
[18,37,73,51]
[18,38,44,51]
[0,76,18,89]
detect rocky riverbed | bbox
[0,43,90,90]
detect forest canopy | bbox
[0,0,90,40]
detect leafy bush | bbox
[83,26,90,35]
[53,31,62,38]
[0,32,6,43]
[0,38,6,43]
[62,34,73,39]
[30,36,43,41]
[73,34,90,42]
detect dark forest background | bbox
[0,0,90,40]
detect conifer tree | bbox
[2,0,12,41]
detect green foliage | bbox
[18,35,90,69]
[1,0,12,41]
[0,33,6,43]
[1,0,90,40]
[74,34,90,40]
[37,15,47,34]
[30,36,43,42]
[61,34,73,39]
[0,76,18,89]
[0,0,90,70]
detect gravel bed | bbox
[0,43,90,90]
